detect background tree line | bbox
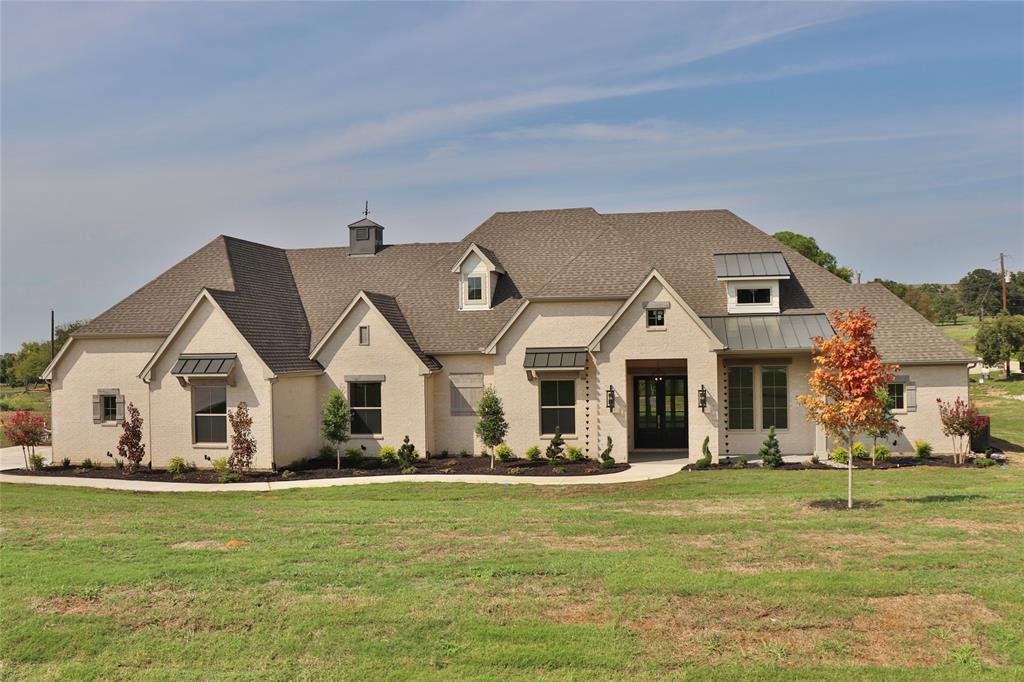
[773,231,1024,324]
[0,320,89,389]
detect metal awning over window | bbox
[523,347,588,370]
[713,252,790,279]
[171,353,237,377]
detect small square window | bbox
[102,395,117,422]
[646,309,665,327]
[359,325,370,346]
[467,276,483,301]
[737,288,771,304]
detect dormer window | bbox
[714,252,790,315]
[451,243,505,311]
[737,288,771,305]
[467,277,483,301]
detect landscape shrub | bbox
[211,457,230,473]
[545,427,565,460]
[736,457,748,468]
[507,466,527,475]
[81,458,95,469]
[400,465,417,475]
[2,409,47,469]
[809,454,820,465]
[693,436,713,469]
[117,402,146,473]
[914,440,933,459]
[551,466,565,474]
[758,427,783,468]
[599,437,615,469]
[459,449,471,458]
[167,457,193,475]
[228,402,257,473]
[831,447,850,465]
[495,443,514,461]
[344,447,363,466]
[871,444,891,464]
[565,446,584,462]
[525,445,541,461]
[220,472,241,483]
[61,457,70,467]
[397,436,419,468]
[315,440,335,462]
[974,457,998,468]
[379,446,398,466]
[113,458,124,470]
[28,452,45,470]
[852,442,869,460]
[281,469,296,478]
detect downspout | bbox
[142,373,153,469]
[267,376,277,471]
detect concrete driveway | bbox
[1,445,52,471]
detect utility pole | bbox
[999,253,1008,313]
[50,309,55,394]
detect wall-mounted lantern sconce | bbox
[606,385,616,411]
[697,384,708,412]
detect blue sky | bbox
[2,1,1022,351]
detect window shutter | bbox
[905,381,917,412]
[92,395,102,423]
[115,395,126,423]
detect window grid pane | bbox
[887,383,905,410]
[102,395,117,421]
[738,288,771,304]
[728,367,754,430]
[468,277,483,301]
[761,367,788,429]
[540,380,575,433]
[646,309,665,327]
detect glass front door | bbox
[633,375,688,449]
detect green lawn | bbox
[2,465,1022,680]
[971,371,1024,453]
[940,316,981,357]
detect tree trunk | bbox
[22,445,29,470]
[336,446,341,471]
[490,448,495,470]
[847,432,855,509]
[1006,357,1012,379]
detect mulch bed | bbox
[684,454,1007,472]
[5,456,629,484]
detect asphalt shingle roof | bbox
[75,208,974,370]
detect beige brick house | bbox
[42,208,974,468]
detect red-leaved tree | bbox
[798,308,900,509]
[117,402,146,473]
[1,410,47,470]
[936,397,982,465]
[228,401,256,473]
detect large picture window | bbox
[540,379,575,435]
[761,366,788,429]
[728,367,754,430]
[193,385,227,443]
[350,382,382,435]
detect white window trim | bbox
[726,280,780,314]
[192,383,228,445]
[539,378,577,437]
[887,381,908,414]
[349,381,383,437]
[359,325,370,346]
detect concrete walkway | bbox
[0,446,687,492]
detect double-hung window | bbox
[727,367,754,430]
[102,395,118,422]
[193,385,227,443]
[467,276,483,301]
[350,382,382,435]
[761,366,788,429]
[887,382,905,411]
[540,380,575,435]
